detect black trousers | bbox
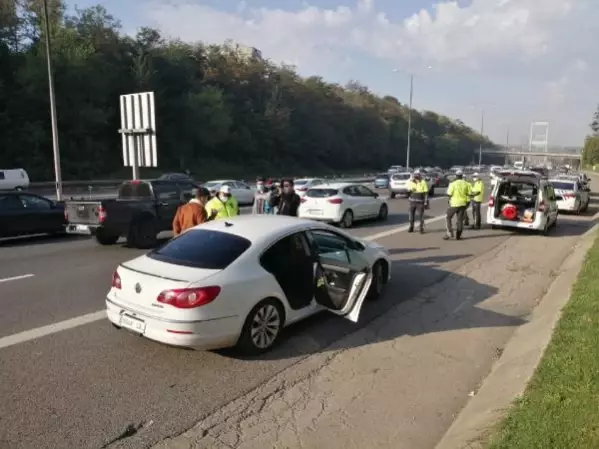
[471,201,482,228]
[408,202,425,231]
[445,205,467,236]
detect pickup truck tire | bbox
[128,218,157,249]
[95,228,119,246]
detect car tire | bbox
[237,299,285,355]
[128,218,157,249]
[378,204,388,221]
[95,228,119,245]
[367,261,387,300]
[340,209,354,228]
[390,192,396,199]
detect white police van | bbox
[0,169,30,191]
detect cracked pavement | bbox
[152,211,598,449]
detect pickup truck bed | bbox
[65,179,197,248]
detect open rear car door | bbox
[307,229,372,323]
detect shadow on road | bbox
[229,258,513,361]
[0,233,88,248]
[388,247,440,255]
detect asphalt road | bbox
[2,180,595,449]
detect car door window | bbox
[153,183,180,200]
[355,185,375,197]
[342,186,359,197]
[0,195,24,211]
[19,195,51,209]
[308,229,355,264]
[0,172,4,180]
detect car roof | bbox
[311,182,361,189]
[549,178,576,184]
[295,178,322,182]
[204,179,235,184]
[186,215,332,246]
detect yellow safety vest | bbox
[447,179,472,207]
[471,180,484,203]
[205,196,239,220]
[407,179,429,193]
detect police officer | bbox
[444,169,472,240]
[406,170,429,233]
[470,172,485,229]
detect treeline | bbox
[582,106,599,166]
[0,1,496,181]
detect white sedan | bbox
[202,179,255,205]
[293,178,326,197]
[106,215,391,355]
[298,182,389,228]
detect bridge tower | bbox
[528,121,549,165]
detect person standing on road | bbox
[270,179,301,217]
[172,187,214,236]
[205,185,240,220]
[444,170,472,240]
[406,170,429,233]
[470,173,485,229]
[252,177,273,215]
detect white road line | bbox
[0,311,106,350]
[0,200,484,350]
[0,274,35,284]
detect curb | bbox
[434,215,599,449]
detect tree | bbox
[591,105,599,136]
[0,2,496,181]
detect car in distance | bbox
[549,178,589,214]
[0,192,66,238]
[106,215,391,354]
[202,180,255,205]
[0,169,30,191]
[374,173,390,189]
[298,183,388,228]
[293,178,326,197]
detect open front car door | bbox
[307,229,372,323]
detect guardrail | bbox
[27,174,380,194]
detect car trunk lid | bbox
[113,256,220,316]
[65,201,103,225]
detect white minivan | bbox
[0,169,30,191]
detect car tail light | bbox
[98,206,107,223]
[296,187,307,192]
[328,198,343,204]
[157,286,221,309]
[111,271,121,289]
[64,208,68,221]
[562,193,575,199]
[130,180,141,184]
[488,196,495,207]
[537,200,546,212]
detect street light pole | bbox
[478,109,485,166]
[406,74,413,169]
[42,0,63,201]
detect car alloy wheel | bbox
[340,210,354,228]
[250,303,282,350]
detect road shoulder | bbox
[150,226,583,449]
[435,221,599,449]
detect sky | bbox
[65,0,598,146]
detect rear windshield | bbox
[294,180,309,186]
[118,182,152,198]
[307,188,339,198]
[551,182,575,191]
[148,229,251,269]
[392,174,411,181]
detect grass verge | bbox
[487,232,599,449]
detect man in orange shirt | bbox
[172,187,214,236]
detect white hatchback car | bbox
[388,172,412,198]
[106,216,391,355]
[298,183,389,228]
[293,178,326,197]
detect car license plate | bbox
[120,314,146,334]
[75,224,89,232]
[308,209,323,215]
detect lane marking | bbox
[0,311,106,350]
[0,274,35,284]
[0,198,484,350]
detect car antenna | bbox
[224,222,233,227]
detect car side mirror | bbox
[373,192,379,198]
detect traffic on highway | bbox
[0,164,595,449]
